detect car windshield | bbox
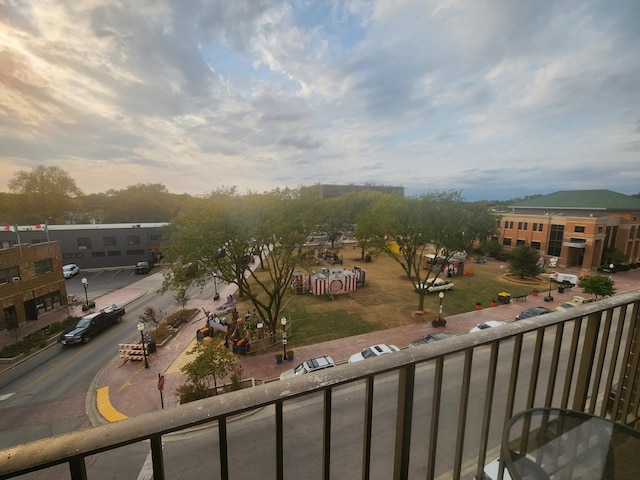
[75,318,91,328]
[478,323,491,329]
[361,348,376,359]
[294,363,309,375]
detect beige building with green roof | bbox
[498,190,640,273]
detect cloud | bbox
[0,0,638,201]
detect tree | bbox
[7,165,83,223]
[508,245,541,278]
[378,192,499,311]
[162,188,307,336]
[180,341,239,398]
[578,275,616,299]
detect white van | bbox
[553,272,578,286]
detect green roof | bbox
[512,190,640,210]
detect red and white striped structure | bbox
[292,268,364,297]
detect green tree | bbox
[180,341,239,397]
[162,188,307,336]
[578,275,616,299]
[508,245,541,278]
[7,165,82,223]
[602,248,627,267]
[378,192,499,311]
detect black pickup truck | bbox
[59,305,125,345]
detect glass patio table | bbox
[502,407,640,479]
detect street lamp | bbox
[545,273,554,302]
[213,273,220,301]
[81,277,89,307]
[137,322,150,369]
[281,317,288,358]
[436,291,446,327]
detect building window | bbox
[574,226,585,233]
[538,224,543,233]
[531,241,541,250]
[598,226,603,234]
[34,258,53,275]
[518,222,523,230]
[107,251,122,256]
[503,238,512,246]
[0,266,20,285]
[150,234,163,241]
[127,249,145,255]
[103,236,117,246]
[77,237,92,250]
[523,223,528,230]
[63,253,84,259]
[516,239,526,246]
[547,224,564,257]
[127,235,140,245]
[92,251,106,257]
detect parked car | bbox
[280,355,335,380]
[63,264,80,279]
[516,306,552,321]
[415,277,455,293]
[59,305,125,345]
[409,332,454,348]
[135,261,154,274]
[349,343,400,363]
[469,321,507,333]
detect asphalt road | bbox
[0,269,202,451]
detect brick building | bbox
[498,190,640,273]
[0,242,67,330]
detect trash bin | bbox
[497,292,511,304]
[147,340,156,354]
[533,289,539,297]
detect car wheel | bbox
[82,336,90,344]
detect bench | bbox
[514,295,528,302]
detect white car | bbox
[469,321,507,333]
[280,355,335,380]
[349,343,400,363]
[63,264,80,279]
[415,278,455,293]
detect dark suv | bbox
[59,305,125,345]
[135,261,154,274]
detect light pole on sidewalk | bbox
[137,322,149,369]
[281,317,288,358]
[213,273,220,301]
[81,277,89,307]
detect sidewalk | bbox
[93,268,640,424]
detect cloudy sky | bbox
[1,1,639,201]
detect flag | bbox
[3,225,18,232]
[35,224,48,232]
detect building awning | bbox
[563,241,586,248]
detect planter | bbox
[275,354,283,364]
[475,303,482,310]
[286,350,294,361]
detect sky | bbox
[1,1,639,201]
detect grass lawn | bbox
[236,249,549,349]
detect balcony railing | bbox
[1,291,639,480]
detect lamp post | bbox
[213,273,219,301]
[609,263,614,281]
[281,317,288,358]
[137,322,149,369]
[81,277,89,307]
[546,273,554,302]
[437,291,446,327]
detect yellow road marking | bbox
[96,386,128,422]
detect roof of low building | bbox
[512,190,640,210]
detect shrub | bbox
[176,383,209,404]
